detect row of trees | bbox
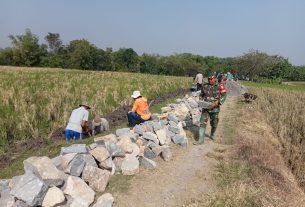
[0,29,304,81]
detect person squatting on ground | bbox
[194,73,227,145]
[65,102,90,142]
[127,90,151,127]
[194,71,204,91]
[91,114,109,135]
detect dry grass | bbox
[250,87,305,192]
[0,66,192,153]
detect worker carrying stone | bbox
[194,73,227,145]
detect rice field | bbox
[244,81,305,191]
[0,66,192,154]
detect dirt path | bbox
[112,96,238,207]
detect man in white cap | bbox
[127,90,151,127]
[65,102,90,142]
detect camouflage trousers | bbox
[200,110,219,129]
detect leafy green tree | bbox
[0,48,14,65]
[44,32,62,54]
[8,29,46,66]
[66,39,99,70]
[113,48,139,72]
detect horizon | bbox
[1,0,304,66]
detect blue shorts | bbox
[65,129,81,142]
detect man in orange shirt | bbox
[127,90,151,127]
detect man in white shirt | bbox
[65,102,90,142]
[195,72,204,91]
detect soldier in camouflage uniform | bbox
[194,73,227,145]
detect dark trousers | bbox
[196,83,202,91]
[127,112,145,127]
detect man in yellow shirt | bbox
[127,90,151,127]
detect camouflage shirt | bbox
[200,82,227,112]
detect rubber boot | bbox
[210,127,217,140]
[193,127,205,145]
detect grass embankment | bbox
[0,66,192,154]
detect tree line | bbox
[0,29,304,82]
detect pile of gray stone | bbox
[0,92,203,207]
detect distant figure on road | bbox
[127,91,151,127]
[194,73,227,145]
[194,71,204,91]
[226,72,234,81]
[65,102,90,142]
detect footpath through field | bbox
[112,93,239,206]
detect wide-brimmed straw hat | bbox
[131,90,141,99]
[79,102,91,109]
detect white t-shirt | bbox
[66,106,89,133]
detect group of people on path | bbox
[65,71,226,145]
[64,91,151,142]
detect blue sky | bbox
[1,0,304,65]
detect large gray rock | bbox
[10,172,48,206]
[161,147,172,161]
[9,175,22,190]
[82,154,98,168]
[99,157,113,170]
[143,132,159,145]
[23,156,66,187]
[92,193,114,207]
[0,179,9,191]
[166,128,175,139]
[89,146,110,162]
[113,157,125,172]
[115,128,130,137]
[172,134,185,144]
[160,120,168,127]
[63,176,95,207]
[82,166,110,193]
[116,135,133,153]
[167,113,179,124]
[121,155,139,175]
[130,143,140,157]
[94,134,117,144]
[51,155,63,171]
[174,103,190,121]
[60,144,88,155]
[61,153,77,172]
[155,128,167,145]
[144,147,156,160]
[133,125,144,135]
[168,125,180,134]
[42,186,65,207]
[187,99,198,108]
[67,154,86,177]
[140,157,156,170]
[151,146,168,156]
[0,188,15,207]
[105,142,125,157]
[152,122,162,131]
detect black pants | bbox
[196,83,202,91]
